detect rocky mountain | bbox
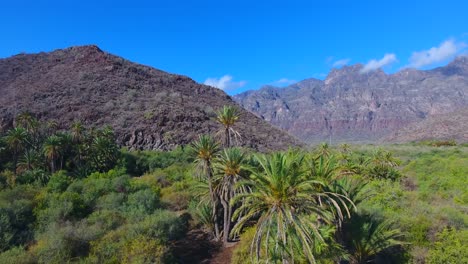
[383,108,468,143]
[0,45,301,151]
[234,57,468,143]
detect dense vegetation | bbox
[0,110,466,263]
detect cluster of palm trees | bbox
[0,112,120,186]
[190,106,404,263]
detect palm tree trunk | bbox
[207,164,220,240]
[209,180,221,240]
[51,159,55,173]
[224,127,230,148]
[221,197,230,244]
[13,152,18,175]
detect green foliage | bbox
[90,210,186,263]
[0,186,36,252]
[47,170,72,192]
[0,246,36,264]
[341,213,405,264]
[0,113,465,263]
[427,227,468,264]
[124,189,160,220]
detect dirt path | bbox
[172,229,238,264]
[209,242,238,264]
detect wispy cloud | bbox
[204,75,246,91]
[332,58,351,67]
[361,53,397,73]
[313,73,327,79]
[271,78,297,86]
[406,39,466,68]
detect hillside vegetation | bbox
[0,110,466,263]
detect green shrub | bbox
[47,171,72,192]
[0,246,36,264]
[124,189,160,220]
[95,193,126,211]
[427,228,468,263]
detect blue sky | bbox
[1,0,467,94]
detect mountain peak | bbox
[0,45,301,151]
[324,63,385,85]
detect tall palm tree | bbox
[71,121,85,144]
[56,132,72,170]
[4,127,29,174]
[232,152,353,263]
[216,105,240,148]
[15,111,39,134]
[190,135,222,240]
[43,135,61,173]
[214,147,246,244]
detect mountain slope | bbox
[234,57,468,143]
[383,108,468,143]
[0,45,301,151]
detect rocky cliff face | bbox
[234,57,468,143]
[383,108,468,143]
[0,45,301,151]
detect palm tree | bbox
[316,142,331,157]
[71,121,85,144]
[342,213,405,264]
[89,134,119,172]
[43,135,61,173]
[214,147,246,244]
[190,135,222,240]
[56,132,72,170]
[216,105,240,148]
[309,154,338,182]
[232,152,353,263]
[4,127,29,174]
[15,111,39,134]
[371,148,400,167]
[17,149,42,172]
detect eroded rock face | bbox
[0,45,302,151]
[383,108,468,143]
[234,58,468,143]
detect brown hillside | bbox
[0,45,301,151]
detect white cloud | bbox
[272,78,297,86]
[406,39,466,68]
[361,53,397,73]
[203,75,246,91]
[313,73,327,79]
[332,58,351,67]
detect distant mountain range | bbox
[234,57,468,143]
[0,46,300,151]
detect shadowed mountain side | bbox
[0,45,302,151]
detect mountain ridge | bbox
[0,45,302,151]
[234,57,468,143]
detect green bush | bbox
[95,192,126,211]
[427,228,468,263]
[47,171,72,192]
[124,189,160,220]
[0,246,36,264]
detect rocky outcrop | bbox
[234,57,468,143]
[0,45,301,151]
